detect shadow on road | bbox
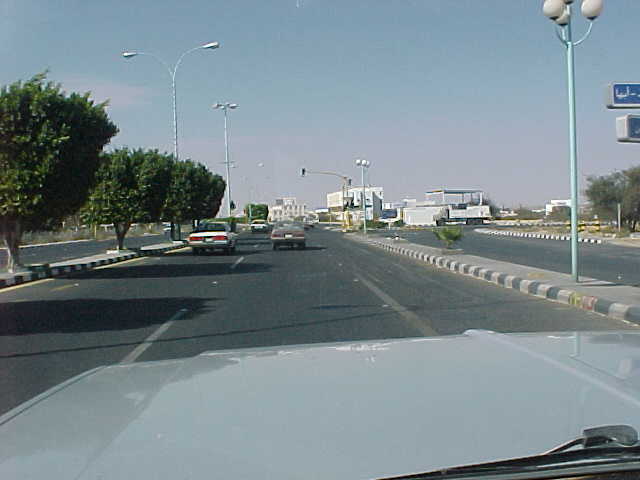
[0,296,215,338]
[68,261,272,279]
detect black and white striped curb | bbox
[361,238,640,324]
[0,244,183,289]
[477,228,603,244]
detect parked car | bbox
[271,221,306,250]
[250,219,270,233]
[187,221,237,255]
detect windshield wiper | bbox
[544,425,638,454]
[378,425,640,480]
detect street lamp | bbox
[213,102,239,217]
[542,0,603,283]
[121,41,220,163]
[355,159,371,235]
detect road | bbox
[0,233,170,271]
[373,227,640,286]
[0,227,635,415]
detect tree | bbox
[82,148,174,250]
[162,160,225,226]
[433,225,463,249]
[244,203,268,221]
[0,73,118,272]
[622,166,640,231]
[585,171,626,222]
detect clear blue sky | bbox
[2,0,639,209]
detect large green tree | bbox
[0,73,118,272]
[162,160,226,226]
[585,171,627,222]
[82,148,174,250]
[244,203,269,221]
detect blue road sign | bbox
[607,83,640,109]
[616,114,640,143]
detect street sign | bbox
[607,83,640,109]
[616,114,640,143]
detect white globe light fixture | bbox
[543,0,566,20]
[581,0,603,20]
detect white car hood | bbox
[2,330,640,479]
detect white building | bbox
[545,199,571,216]
[327,186,384,221]
[269,197,307,222]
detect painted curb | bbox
[0,244,183,289]
[359,237,640,325]
[477,228,603,244]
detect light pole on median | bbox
[541,0,603,283]
[213,102,239,218]
[355,159,370,235]
[122,41,220,239]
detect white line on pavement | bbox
[230,256,245,270]
[120,308,188,363]
[354,272,438,337]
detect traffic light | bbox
[301,168,306,177]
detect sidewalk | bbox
[347,234,640,324]
[0,242,185,289]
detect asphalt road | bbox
[0,233,170,271]
[373,227,640,286]
[0,227,635,415]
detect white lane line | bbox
[120,309,188,364]
[230,256,245,270]
[353,272,438,337]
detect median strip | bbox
[476,228,603,244]
[0,242,185,290]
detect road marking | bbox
[230,256,245,270]
[92,256,147,270]
[353,272,438,337]
[0,278,54,294]
[120,309,189,363]
[51,283,77,292]
[166,247,190,255]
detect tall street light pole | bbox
[122,41,220,239]
[355,159,370,235]
[122,42,220,163]
[542,0,603,283]
[213,103,239,218]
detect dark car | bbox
[270,221,306,250]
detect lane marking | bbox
[230,256,245,270]
[92,256,147,270]
[51,283,78,292]
[0,278,54,294]
[166,247,190,255]
[120,309,189,363]
[353,272,438,337]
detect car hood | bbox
[3,330,640,479]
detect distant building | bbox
[545,199,571,216]
[327,186,384,221]
[269,197,307,222]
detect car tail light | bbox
[271,232,284,238]
[293,232,305,238]
[213,235,227,241]
[190,236,204,241]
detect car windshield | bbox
[4,1,640,479]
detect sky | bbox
[2,0,639,210]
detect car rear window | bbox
[196,223,227,232]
